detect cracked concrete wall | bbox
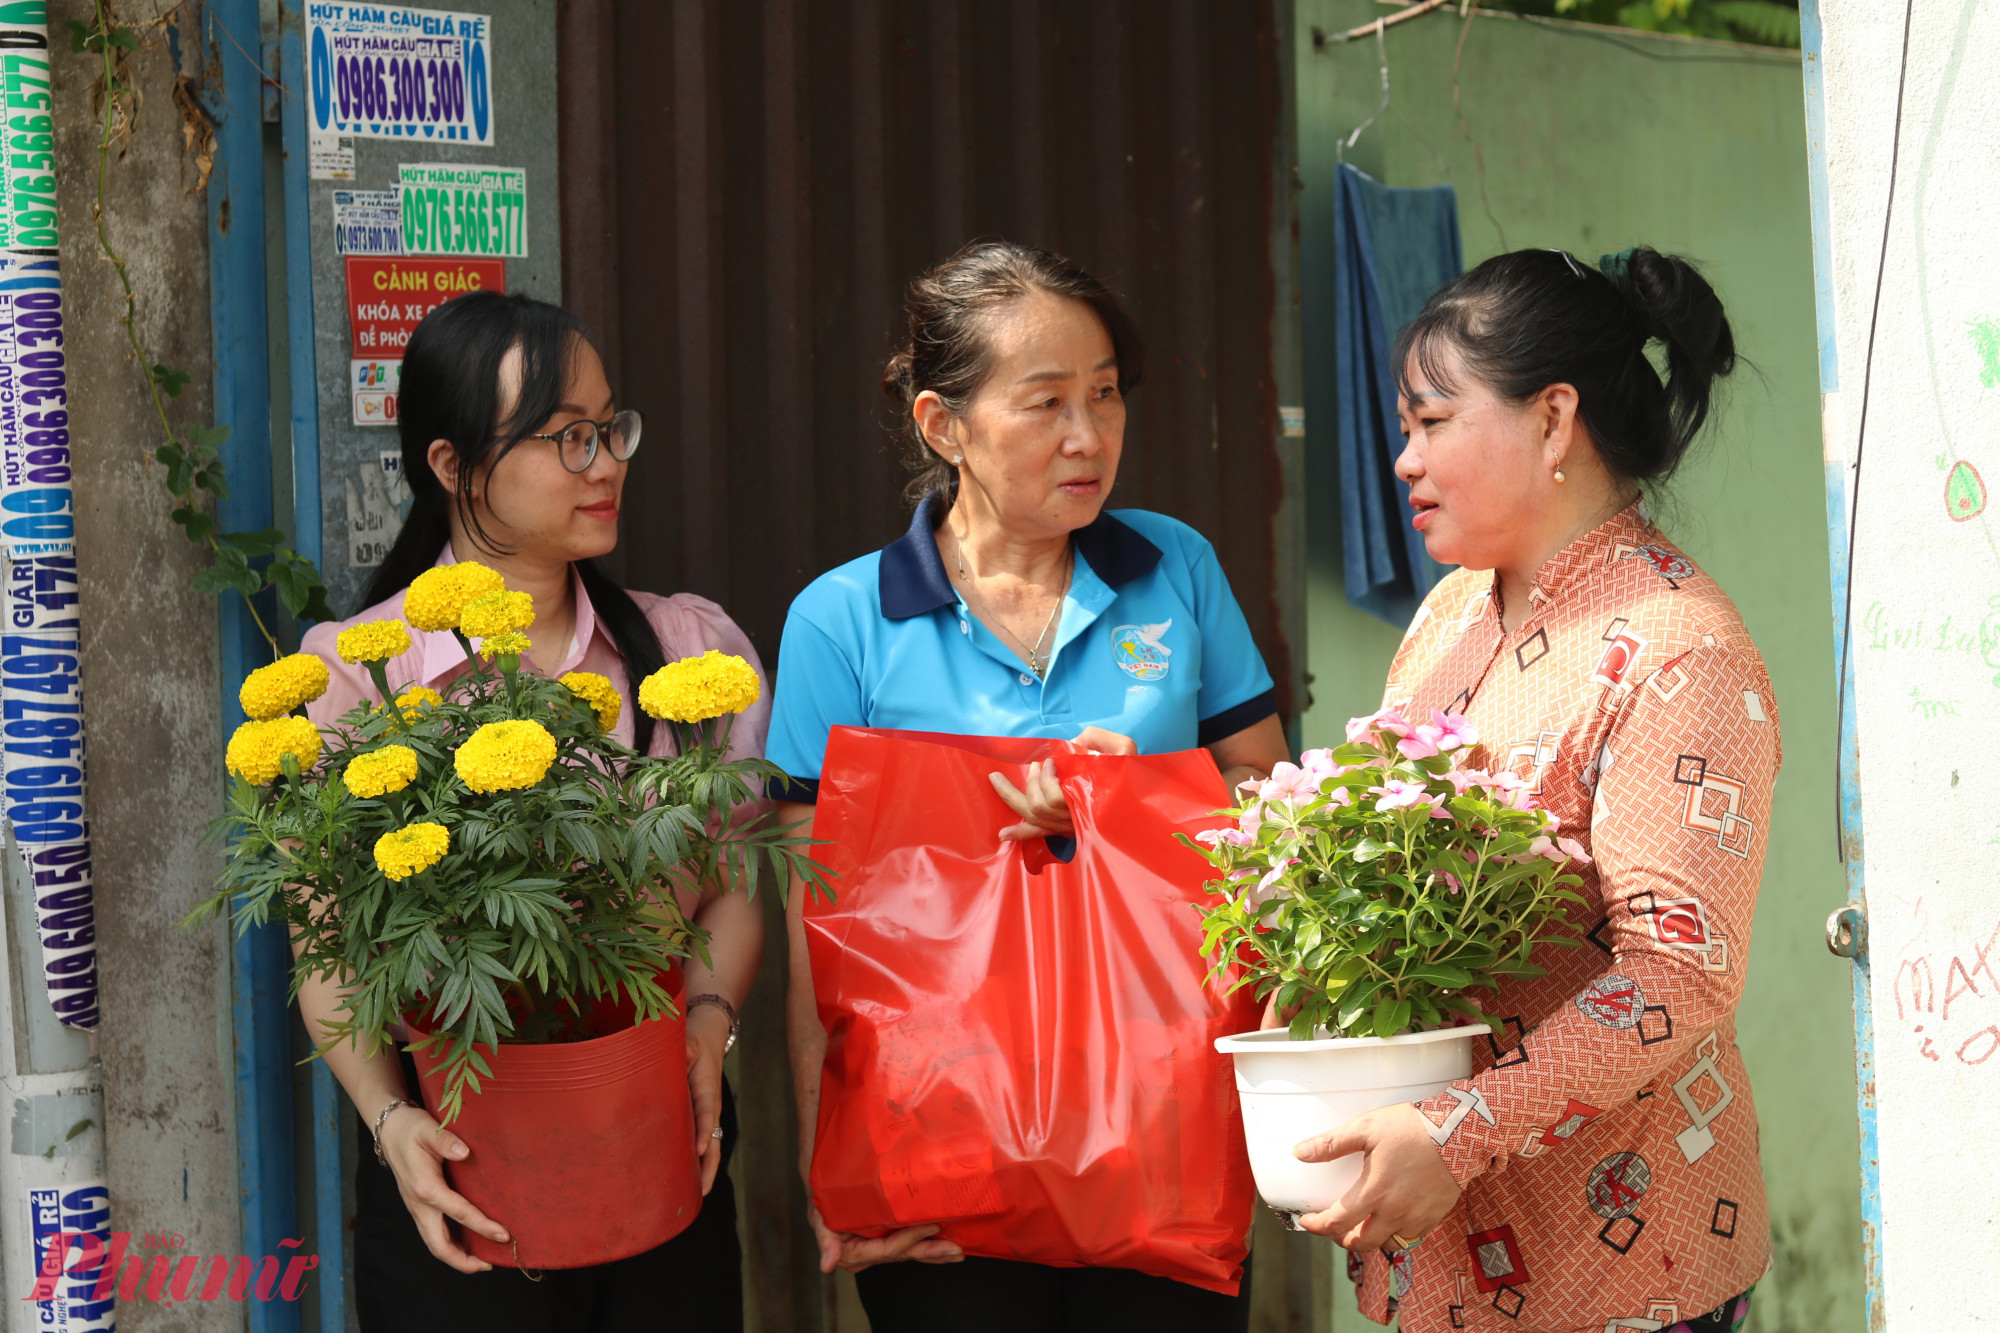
[51,2,241,1326]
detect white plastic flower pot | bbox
[1213,1025,1478,1229]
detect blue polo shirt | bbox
[767,496,1276,800]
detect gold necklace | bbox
[949,527,1071,678]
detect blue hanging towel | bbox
[1334,162,1462,626]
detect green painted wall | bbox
[1290,6,1861,1329]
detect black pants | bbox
[354,1054,742,1333]
[854,1251,1253,1333]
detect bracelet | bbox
[687,993,741,1056]
[371,1098,411,1167]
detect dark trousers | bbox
[854,1251,1253,1333]
[354,1056,742,1333]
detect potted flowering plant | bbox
[1187,706,1587,1225]
[185,561,826,1268]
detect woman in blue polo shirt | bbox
[771,242,1288,1332]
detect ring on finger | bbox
[1390,1231,1424,1251]
[710,1127,725,1140]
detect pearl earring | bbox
[1553,468,1566,484]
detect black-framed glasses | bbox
[528,408,644,473]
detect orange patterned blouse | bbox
[1349,505,1778,1332]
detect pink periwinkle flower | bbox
[1372,778,1445,817]
[1326,785,1355,808]
[1195,826,1254,848]
[1446,767,1496,795]
[1248,857,1301,909]
[1257,761,1324,805]
[1556,836,1592,866]
[1440,872,1463,894]
[1346,706,1411,743]
[1428,708,1478,752]
[1397,730,1441,760]
[1300,748,1347,782]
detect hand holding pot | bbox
[990,726,1137,841]
[1292,1103,1461,1251]
[805,1203,963,1274]
[377,1105,513,1273]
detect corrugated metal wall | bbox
[558,3,1305,1328]
[562,0,1289,699]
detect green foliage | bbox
[185,647,832,1123]
[77,2,337,652]
[1488,0,1800,48]
[1183,715,1587,1042]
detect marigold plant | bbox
[1185,706,1588,1041]
[345,745,419,799]
[560,671,622,732]
[239,653,329,721]
[639,650,762,725]
[403,561,506,632]
[189,573,829,1121]
[225,717,323,786]
[461,589,535,640]
[336,618,413,665]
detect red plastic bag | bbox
[804,727,1259,1295]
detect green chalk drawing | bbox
[1947,460,1988,521]
[1973,317,2000,389]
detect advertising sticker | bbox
[0,257,70,559]
[307,4,494,145]
[350,357,401,426]
[345,254,505,356]
[332,188,404,255]
[399,163,526,258]
[345,255,501,425]
[0,7,58,255]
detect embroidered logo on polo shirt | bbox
[1110,620,1173,680]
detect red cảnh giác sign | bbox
[344,255,505,358]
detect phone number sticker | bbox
[308,4,493,144]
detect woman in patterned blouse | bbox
[1293,248,1775,1333]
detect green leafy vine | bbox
[76,1,334,655]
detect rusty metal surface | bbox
[566,0,1289,706]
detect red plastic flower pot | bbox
[407,984,700,1270]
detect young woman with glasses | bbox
[297,290,766,1332]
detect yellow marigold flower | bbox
[454,719,558,793]
[346,745,419,799]
[477,631,532,660]
[560,671,622,731]
[239,653,329,721]
[225,717,323,786]
[638,651,761,723]
[461,589,535,640]
[374,821,450,881]
[403,562,506,633]
[393,685,444,722]
[336,619,412,665]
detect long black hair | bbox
[362,290,667,753]
[1393,246,1737,485]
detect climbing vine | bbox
[76,1,334,654]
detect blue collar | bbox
[878,493,1163,619]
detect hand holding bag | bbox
[804,727,1259,1294]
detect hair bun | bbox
[1601,246,1735,378]
[881,348,917,405]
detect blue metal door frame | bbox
[206,0,344,1325]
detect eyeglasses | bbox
[526,408,644,473]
